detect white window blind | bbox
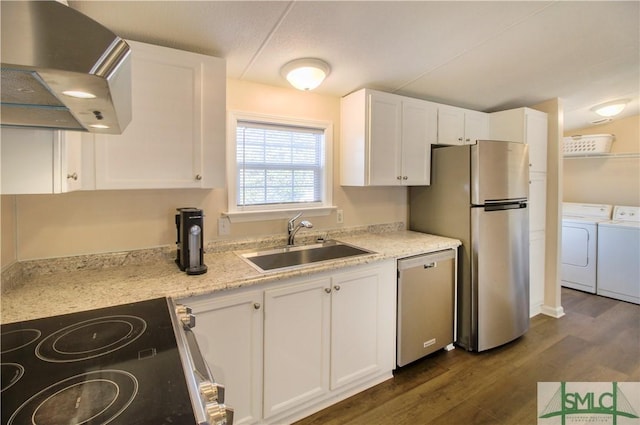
[236,120,325,208]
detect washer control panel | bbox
[612,206,640,222]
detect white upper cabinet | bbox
[401,98,437,185]
[489,107,548,172]
[341,88,436,186]
[437,105,489,145]
[1,128,83,194]
[91,41,226,190]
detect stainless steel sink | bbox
[238,240,375,272]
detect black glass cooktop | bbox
[1,298,197,425]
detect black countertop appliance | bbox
[175,207,208,275]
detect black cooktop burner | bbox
[8,369,138,425]
[36,315,147,362]
[1,363,24,392]
[1,298,197,425]
[1,328,41,353]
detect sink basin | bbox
[239,240,375,272]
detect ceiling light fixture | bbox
[591,99,629,117]
[281,58,331,91]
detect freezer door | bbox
[471,205,529,351]
[471,140,529,205]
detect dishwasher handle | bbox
[397,249,455,272]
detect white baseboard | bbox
[541,304,565,318]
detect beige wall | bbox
[2,79,407,263]
[1,195,17,269]
[563,114,640,206]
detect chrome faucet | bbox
[287,212,313,246]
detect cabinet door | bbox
[94,41,225,189]
[437,105,465,145]
[263,278,331,418]
[1,128,82,194]
[401,99,435,185]
[464,110,489,144]
[526,110,548,173]
[330,267,382,389]
[529,172,546,233]
[529,172,546,316]
[187,291,263,425]
[57,131,83,192]
[368,92,403,185]
[530,230,545,316]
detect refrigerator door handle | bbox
[484,201,527,211]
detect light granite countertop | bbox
[1,229,459,324]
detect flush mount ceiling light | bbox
[281,58,331,91]
[591,99,629,117]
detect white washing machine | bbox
[561,202,613,293]
[597,205,640,304]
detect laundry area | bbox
[561,127,640,305]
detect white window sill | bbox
[222,206,337,223]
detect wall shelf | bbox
[563,152,640,159]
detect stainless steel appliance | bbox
[397,249,456,367]
[176,207,208,275]
[1,298,233,425]
[410,140,530,352]
[1,1,132,134]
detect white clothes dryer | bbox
[561,203,613,293]
[597,205,640,304]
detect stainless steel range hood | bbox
[1,1,132,134]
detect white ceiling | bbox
[69,1,640,131]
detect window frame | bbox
[225,111,334,222]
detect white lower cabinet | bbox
[330,267,390,389]
[263,277,332,418]
[182,259,396,425]
[187,290,264,425]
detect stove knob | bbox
[200,380,225,403]
[175,304,196,329]
[205,402,233,425]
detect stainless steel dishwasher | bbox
[397,249,456,367]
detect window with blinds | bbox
[235,120,326,208]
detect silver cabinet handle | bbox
[253,303,261,310]
[334,285,341,291]
[67,172,78,181]
[195,174,203,180]
[324,288,332,294]
[402,176,408,180]
[396,176,402,180]
[458,137,463,141]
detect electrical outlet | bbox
[218,217,230,236]
[336,209,344,224]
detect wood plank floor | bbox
[295,288,640,425]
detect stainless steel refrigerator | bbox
[409,140,530,352]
